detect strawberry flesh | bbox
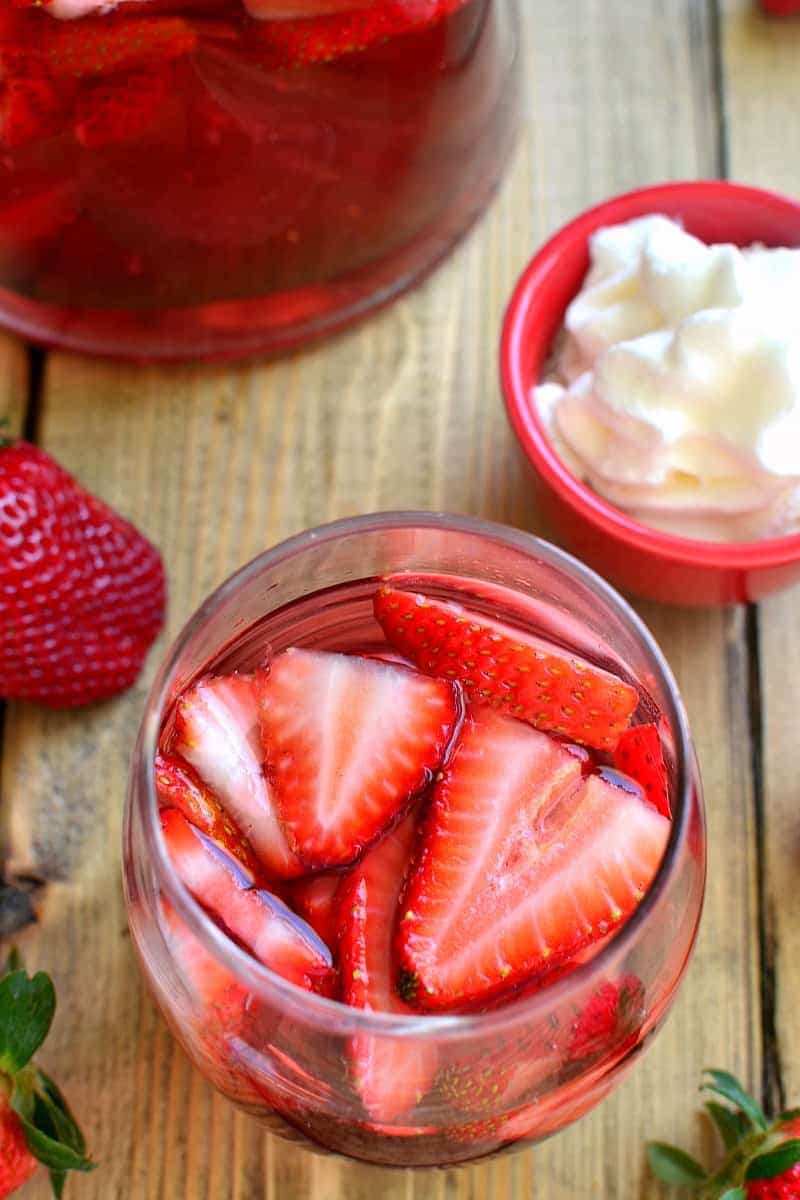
[614,724,671,818]
[566,974,645,1064]
[374,586,638,751]
[161,807,335,994]
[172,672,304,880]
[399,708,670,1009]
[288,873,341,950]
[155,751,265,882]
[257,649,458,869]
[337,810,437,1120]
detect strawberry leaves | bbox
[0,959,55,1073]
[706,1101,750,1151]
[704,1069,769,1132]
[0,949,95,1196]
[647,1142,707,1187]
[648,1068,800,1197]
[744,1142,800,1181]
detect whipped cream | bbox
[533,214,800,542]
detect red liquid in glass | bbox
[144,576,678,1166]
[0,0,519,357]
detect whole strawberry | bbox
[0,948,95,1198]
[649,1069,800,1198]
[0,440,165,706]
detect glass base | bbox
[0,132,518,362]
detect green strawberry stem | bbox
[698,1128,785,1196]
[0,948,95,1196]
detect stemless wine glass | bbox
[0,1,520,359]
[123,513,705,1168]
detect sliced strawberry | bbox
[31,16,196,81]
[257,649,458,869]
[288,873,341,950]
[154,751,265,881]
[566,973,645,1066]
[613,724,671,818]
[439,1025,562,1118]
[0,177,78,251]
[398,708,670,1009]
[159,901,269,1108]
[160,898,248,1031]
[337,811,437,1120]
[374,585,638,751]
[172,672,303,880]
[161,807,335,993]
[250,0,469,67]
[74,68,168,148]
[0,72,70,149]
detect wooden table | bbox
[2,1,798,1196]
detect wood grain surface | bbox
[1,2,793,1197]
[721,0,800,1115]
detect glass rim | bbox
[127,510,699,1041]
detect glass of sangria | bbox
[0,0,520,359]
[123,513,705,1168]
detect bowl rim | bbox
[126,510,703,1041]
[500,178,800,571]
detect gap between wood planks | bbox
[0,348,44,939]
[705,0,786,1118]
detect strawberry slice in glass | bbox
[398,708,671,1010]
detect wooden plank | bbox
[0,333,28,433]
[720,0,800,1111]
[5,2,761,1198]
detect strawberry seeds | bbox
[155,580,673,1124]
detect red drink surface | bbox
[0,0,519,356]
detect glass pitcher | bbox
[0,0,520,358]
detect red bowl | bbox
[501,179,800,605]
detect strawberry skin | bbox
[337,811,437,1120]
[0,1094,37,1200]
[747,1165,800,1199]
[614,724,671,818]
[172,672,304,880]
[0,441,165,707]
[257,650,458,870]
[374,586,638,751]
[754,1166,800,1198]
[252,1,469,67]
[161,808,335,994]
[154,752,265,882]
[399,708,670,1009]
[288,874,341,950]
[30,16,196,81]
